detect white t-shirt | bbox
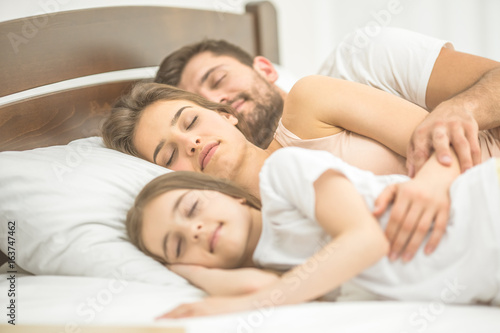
[315,27,450,109]
[253,147,500,305]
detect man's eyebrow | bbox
[163,190,191,262]
[200,65,223,85]
[153,106,191,164]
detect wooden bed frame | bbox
[0,1,279,152]
[0,0,279,285]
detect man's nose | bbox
[204,90,230,105]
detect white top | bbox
[254,147,500,305]
[317,27,450,109]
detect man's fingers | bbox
[463,122,481,166]
[431,126,452,166]
[373,184,397,217]
[407,133,432,176]
[449,125,473,172]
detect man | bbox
[155,27,500,177]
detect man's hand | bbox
[406,101,481,177]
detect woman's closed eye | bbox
[186,115,198,130]
[165,147,176,167]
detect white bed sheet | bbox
[1,273,499,332]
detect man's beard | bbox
[235,77,284,149]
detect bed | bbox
[0,2,499,332]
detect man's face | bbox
[178,52,284,147]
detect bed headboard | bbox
[0,1,279,152]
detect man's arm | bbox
[408,47,500,176]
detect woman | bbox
[102,75,500,260]
[126,146,500,318]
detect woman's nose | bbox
[174,132,200,156]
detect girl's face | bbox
[133,99,250,180]
[141,188,259,268]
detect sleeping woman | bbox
[126,146,500,318]
[102,75,500,261]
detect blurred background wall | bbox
[2,0,499,78]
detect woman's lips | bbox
[210,223,222,253]
[199,142,219,170]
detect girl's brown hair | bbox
[127,171,261,263]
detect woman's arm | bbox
[169,264,280,297]
[282,75,428,157]
[159,170,390,318]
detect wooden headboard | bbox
[0,1,279,152]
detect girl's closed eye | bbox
[176,237,182,258]
[187,200,199,218]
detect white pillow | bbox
[0,137,195,287]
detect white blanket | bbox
[1,273,499,332]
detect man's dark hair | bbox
[155,39,254,86]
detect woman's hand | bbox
[157,295,255,319]
[373,153,459,262]
[373,179,450,262]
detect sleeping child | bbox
[126,147,500,318]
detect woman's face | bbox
[133,100,249,179]
[141,188,257,268]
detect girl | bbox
[126,147,500,318]
[103,75,500,263]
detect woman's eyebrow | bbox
[170,106,192,126]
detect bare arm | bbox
[169,264,279,297]
[160,170,389,318]
[409,47,500,175]
[282,75,428,157]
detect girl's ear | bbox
[218,111,239,126]
[252,56,279,83]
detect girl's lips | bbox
[199,142,219,170]
[210,223,222,253]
